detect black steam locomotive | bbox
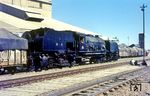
[22,28,119,67]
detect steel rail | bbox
[0,59,149,90]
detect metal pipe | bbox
[140,4,147,65]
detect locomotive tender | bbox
[22,28,119,67]
[105,40,119,61]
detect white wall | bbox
[1,0,52,18]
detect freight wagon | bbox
[0,28,28,73]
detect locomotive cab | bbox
[75,33,106,64]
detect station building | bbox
[0,0,96,35]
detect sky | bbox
[52,0,150,50]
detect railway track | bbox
[0,62,125,89]
[49,66,150,96]
[0,58,149,90]
[0,65,144,96]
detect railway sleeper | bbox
[103,92,109,96]
[122,83,127,86]
[118,85,123,88]
[114,87,119,90]
[109,89,115,92]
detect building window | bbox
[39,3,42,9]
[12,0,14,5]
[28,1,42,9]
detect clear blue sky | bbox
[52,0,150,50]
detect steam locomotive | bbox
[22,28,119,67]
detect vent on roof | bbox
[30,0,52,5]
[1,3,44,22]
[25,11,44,22]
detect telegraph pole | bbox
[140,4,147,65]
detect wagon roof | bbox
[0,28,28,50]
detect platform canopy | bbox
[0,28,28,51]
